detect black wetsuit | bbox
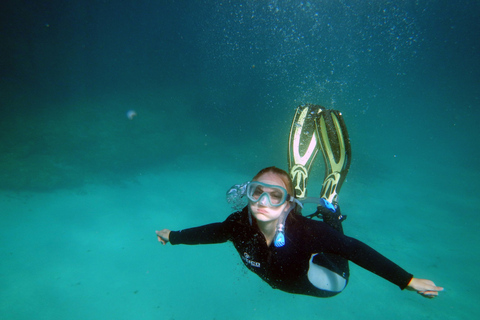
[169,207,413,298]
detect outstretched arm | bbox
[155,222,232,246]
[407,278,444,299]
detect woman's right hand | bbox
[406,278,444,298]
[156,229,171,245]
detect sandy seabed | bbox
[1,158,478,320]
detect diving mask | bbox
[246,181,293,207]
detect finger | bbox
[157,235,165,244]
[418,291,439,298]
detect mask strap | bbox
[291,197,304,208]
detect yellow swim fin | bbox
[288,104,322,199]
[288,104,351,205]
[315,108,351,205]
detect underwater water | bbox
[1,0,479,319]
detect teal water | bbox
[1,1,479,319]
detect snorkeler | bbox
[155,105,443,299]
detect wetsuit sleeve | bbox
[169,211,243,245]
[340,236,413,289]
[169,222,231,245]
[307,223,413,289]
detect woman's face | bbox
[249,172,291,223]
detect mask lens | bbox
[251,185,264,200]
[269,190,284,205]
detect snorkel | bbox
[271,197,303,247]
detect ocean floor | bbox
[1,157,479,320]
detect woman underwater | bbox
[156,166,443,299]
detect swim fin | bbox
[315,108,351,205]
[288,104,351,206]
[288,104,323,199]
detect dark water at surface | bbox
[1,1,479,319]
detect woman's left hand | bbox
[407,278,444,299]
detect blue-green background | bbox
[1,1,479,319]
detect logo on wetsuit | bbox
[242,252,260,268]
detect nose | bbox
[258,194,270,206]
